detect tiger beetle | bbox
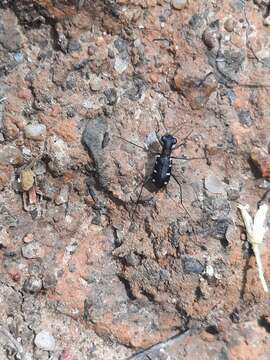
[116,125,208,222]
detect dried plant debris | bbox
[238,203,269,293]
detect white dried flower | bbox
[238,203,269,293]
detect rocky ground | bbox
[1,0,270,359]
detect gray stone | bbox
[67,38,81,53]
[104,88,117,105]
[205,175,226,194]
[89,74,102,91]
[0,145,24,166]
[82,117,109,189]
[34,330,56,351]
[23,276,42,293]
[22,242,42,259]
[42,273,57,290]
[182,256,204,274]
[224,18,236,32]
[0,10,24,51]
[238,110,253,127]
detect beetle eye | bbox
[173,138,177,144]
[161,136,165,142]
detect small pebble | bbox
[125,253,141,267]
[0,145,24,166]
[22,242,42,259]
[224,18,236,32]
[202,28,219,50]
[264,16,270,26]
[23,276,42,293]
[43,273,57,289]
[89,74,102,91]
[238,110,253,127]
[205,175,226,194]
[68,39,81,53]
[24,123,47,141]
[104,88,118,105]
[22,147,32,161]
[34,330,56,351]
[172,0,188,10]
[20,169,34,191]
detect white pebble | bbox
[264,16,270,26]
[34,330,56,351]
[24,123,46,140]
[171,0,188,10]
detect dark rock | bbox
[216,49,245,78]
[104,0,121,18]
[189,14,205,30]
[73,59,89,70]
[68,39,82,53]
[125,77,145,101]
[65,73,77,90]
[230,308,240,323]
[66,108,75,118]
[238,110,253,127]
[202,28,219,50]
[104,88,118,105]
[125,253,140,267]
[227,187,240,201]
[82,117,109,189]
[182,256,204,274]
[168,222,180,248]
[114,37,129,59]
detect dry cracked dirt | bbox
[1,0,270,359]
